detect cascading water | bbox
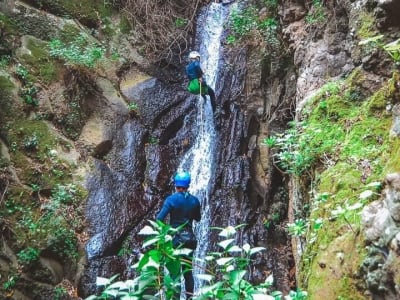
[177,2,231,296]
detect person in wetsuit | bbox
[156,171,201,299]
[185,51,217,113]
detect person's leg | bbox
[182,258,194,299]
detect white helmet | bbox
[189,51,201,59]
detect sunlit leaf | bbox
[216,257,234,266]
[96,276,111,286]
[218,238,235,250]
[249,247,265,255]
[219,226,236,237]
[142,237,159,248]
[227,245,242,253]
[139,225,158,236]
[359,190,374,200]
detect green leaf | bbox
[216,257,234,266]
[95,276,110,286]
[218,238,235,250]
[227,245,242,253]
[219,226,236,237]
[249,247,265,256]
[142,237,159,248]
[229,270,247,285]
[139,225,158,236]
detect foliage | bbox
[15,64,39,106]
[17,247,40,265]
[305,0,326,25]
[227,5,279,52]
[359,35,400,64]
[86,222,291,300]
[128,102,138,111]
[287,219,308,237]
[2,275,18,290]
[49,34,106,68]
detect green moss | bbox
[383,138,400,173]
[119,15,132,34]
[27,0,113,27]
[18,37,59,84]
[356,11,378,39]
[306,233,366,300]
[0,75,20,127]
[59,24,81,43]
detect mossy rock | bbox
[318,162,362,195]
[17,35,60,84]
[0,74,22,130]
[22,0,113,28]
[306,232,367,299]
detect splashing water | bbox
[177,2,231,296]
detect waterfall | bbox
[177,2,231,296]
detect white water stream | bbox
[177,2,231,297]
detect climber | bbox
[185,50,218,114]
[156,171,201,299]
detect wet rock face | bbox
[361,173,400,299]
[80,74,198,295]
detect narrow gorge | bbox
[0,0,400,299]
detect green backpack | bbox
[187,79,208,95]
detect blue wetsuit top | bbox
[156,192,201,228]
[185,60,204,81]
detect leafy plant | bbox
[0,55,10,69]
[3,275,18,290]
[262,136,277,147]
[359,35,400,64]
[305,0,326,25]
[128,102,138,111]
[17,247,40,264]
[87,222,286,299]
[49,34,106,68]
[23,133,39,151]
[174,17,187,28]
[287,219,308,237]
[54,286,67,300]
[51,184,76,205]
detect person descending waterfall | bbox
[186,51,218,115]
[156,171,201,299]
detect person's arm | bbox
[193,198,201,222]
[156,199,171,221]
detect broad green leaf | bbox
[219,226,236,237]
[173,248,193,256]
[227,245,242,253]
[218,238,235,250]
[139,225,158,236]
[143,257,160,270]
[359,190,374,200]
[216,257,234,266]
[96,276,111,286]
[249,247,265,255]
[103,289,119,297]
[229,270,247,285]
[143,237,159,248]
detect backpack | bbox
[187,79,208,95]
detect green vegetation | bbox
[227,5,278,50]
[305,0,326,25]
[87,222,300,299]
[359,35,400,64]
[17,247,40,265]
[265,69,399,298]
[49,33,106,68]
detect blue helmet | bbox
[174,171,191,188]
